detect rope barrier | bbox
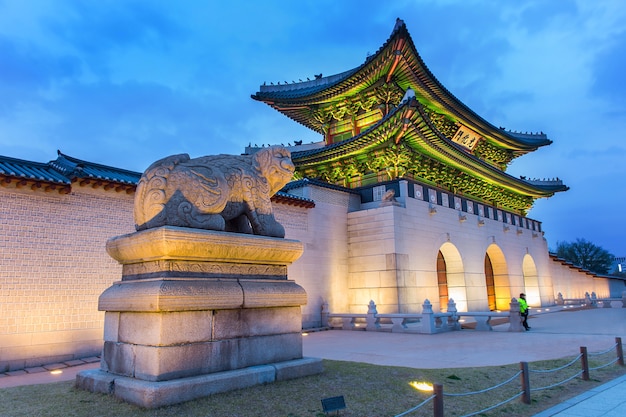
[590,357,619,371]
[589,343,618,357]
[459,392,524,417]
[392,394,435,417]
[393,338,621,417]
[444,370,522,397]
[530,354,583,373]
[531,370,584,391]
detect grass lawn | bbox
[1,357,624,417]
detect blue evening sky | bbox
[0,0,624,256]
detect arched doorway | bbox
[485,244,511,310]
[437,242,467,311]
[484,254,496,310]
[437,251,448,310]
[522,254,541,306]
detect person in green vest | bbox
[519,293,530,331]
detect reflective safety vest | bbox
[519,298,528,314]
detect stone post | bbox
[366,300,380,331]
[509,298,523,332]
[585,292,592,307]
[419,299,435,334]
[446,298,460,330]
[556,292,564,305]
[321,302,329,328]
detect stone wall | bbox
[346,192,555,314]
[0,186,134,371]
[0,177,618,371]
[549,261,611,299]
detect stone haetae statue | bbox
[133,145,295,238]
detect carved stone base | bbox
[77,226,322,407]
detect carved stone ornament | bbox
[133,146,295,237]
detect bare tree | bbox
[555,238,615,275]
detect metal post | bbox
[580,346,589,381]
[616,337,624,366]
[433,383,444,417]
[520,362,531,404]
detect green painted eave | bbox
[292,99,567,200]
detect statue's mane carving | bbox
[134,146,295,238]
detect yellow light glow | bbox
[50,370,63,375]
[409,381,433,392]
[302,332,309,336]
[458,319,465,323]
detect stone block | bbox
[102,342,135,377]
[98,279,244,312]
[75,369,115,394]
[212,307,302,339]
[112,365,276,409]
[239,280,307,308]
[106,227,304,267]
[118,311,213,346]
[273,357,323,381]
[103,312,120,342]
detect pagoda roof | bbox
[252,18,550,155]
[292,97,567,204]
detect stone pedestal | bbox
[76,226,322,408]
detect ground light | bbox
[50,370,63,375]
[409,381,433,391]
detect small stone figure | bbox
[134,145,295,237]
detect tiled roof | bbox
[50,151,141,185]
[0,155,70,184]
[252,18,551,152]
[271,191,316,208]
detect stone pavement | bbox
[2,306,626,416]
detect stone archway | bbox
[438,242,467,312]
[485,244,511,311]
[522,254,541,307]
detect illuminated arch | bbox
[522,254,541,306]
[438,242,467,312]
[485,244,511,310]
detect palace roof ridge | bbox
[282,177,359,194]
[252,18,551,152]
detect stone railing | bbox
[555,291,626,308]
[322,299,525,334]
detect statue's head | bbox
[253,146,295,194]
